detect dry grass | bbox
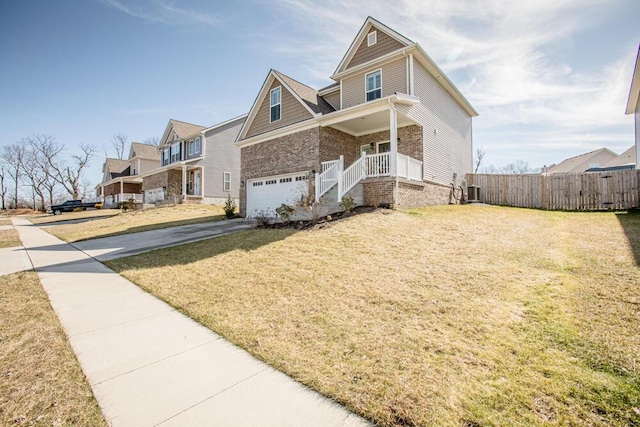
[28,209,118,225]
[0,228,21,248]
[0,219,12,226]
[0,271,106,426]
[107,205,640,426]
[44,204,226,242]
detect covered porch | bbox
[164,162,204,202]
[99,176,143,208]
[316,94,423,202]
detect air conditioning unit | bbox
[467,185,480,203]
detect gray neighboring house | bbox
[236,16,478,217]
[547,148,618,174]
[141,115,247,205]
[625,45,640,169]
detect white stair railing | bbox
[340,152,367,199]
[365,152,391,177]
[315,156,343,202]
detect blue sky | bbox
[1,0,639,189]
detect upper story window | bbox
[367,31,377,47]
[170,142,182,163]
[366,69,382,101]
[188,140,194,156]
[195,137,201,154]
[270,86,281,122]
[189,137,202,156]
[162,148,169,166]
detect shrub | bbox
[119,198,136,212]
[224,194,237,219]
[275,204,295,223]
[94,202,103,210]
[253,210,274,227]
[340,196,356,214]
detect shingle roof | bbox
[548,148,618,174]
[273,70,335,115]
[319,82,340,92]
[170,119,206,139]
[105,158,130,178]
[130,142,161,160]
[604,145,636,167]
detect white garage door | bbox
[246,172,309,217]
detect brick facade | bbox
[319,127,357,166]
[102,182,141,197]
[362,178,395,207]
[142,170,184,203]
[354,125,422,160]
[396,180,452,208]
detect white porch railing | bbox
[397,153,423,181]
[316,153,423,202]
[315,156,343,201]
[115,193,143,203]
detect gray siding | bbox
[323,91,341,110]
[636,101,640,169]
[184,136,203,161]
[346,28,406,69]
[396,61,472,186]
[246,79,314,138]
[201,117,245,200]
[342,58,407,109]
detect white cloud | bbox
[100,0,221,27]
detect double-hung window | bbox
[365,70,382,101]
[194,137,201,154]
[162,148,170,166]
[223,172,231,192]
[170,143,181,163]
[270,87,281,122]
[188,140,194,156]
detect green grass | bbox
[107,206,640,426]
[0,271,106,426]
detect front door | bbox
[194,170,201,196]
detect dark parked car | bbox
[49,200,98,215]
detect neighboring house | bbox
[141,115,246,205]
[236,17,478,217]
[547,148,618,174]
[597,145,637,171]
[625,45,640,169]
[97,142,160,207]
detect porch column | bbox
[100,185,104,202]
[181,164,187,200]
[119,180,124,202]
[390,106,398,176]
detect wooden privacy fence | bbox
[466,170,640,211]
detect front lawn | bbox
[0,271,106,426]
[43,204,226,242]
[106,206,640,426]
[0,229,21,248]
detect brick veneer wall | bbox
[355,125,422,160]
[319,127,358,166]
[362,178,395,207]
[396,180,452,208]
[102,182,141,197]
[240,127,320,216]
[142,169,184,202]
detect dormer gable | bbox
[238,70,334,140]
[159,119,205,147]
[333,17,413,76]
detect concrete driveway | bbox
[70,218,254,261]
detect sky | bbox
[1,0,639,190]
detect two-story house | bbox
[98,142,160,207]
[236,17,478,217]
[141,115,247,204]
[625,45,639,169]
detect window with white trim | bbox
[367,31,377,47]
[188,140,195,155]
[170,143,182,163]
[270,87,281,122]
[194,137,201,154]
[366,70,381,101]
[162,148,170,166]
[223,172,231,191]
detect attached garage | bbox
[246,172,309,217]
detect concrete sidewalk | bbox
[13,218,370,427]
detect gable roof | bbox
[333,16,413,75]
[548,148,618,174]
[104,158,130,179]
[604,145,636,167]
[129,142,160,160]
[238,69,334,140]
[160,119,206,146]
[626,45,640,115]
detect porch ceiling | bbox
[325,110,416,137]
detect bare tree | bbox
[25,134,62,208]
[474,147,486,174]
[1,143,27,209]
[143,136,160,146]
[0,164,7,210]
[112,132,128,159]
[21,149,47,211]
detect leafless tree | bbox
[0,164,7,210]
[25,134,62,208]
[474,147,486,174]
[112,132,128,159]
[1,143,27,209]
[143,136,160,146]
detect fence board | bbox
[467,170,640,211]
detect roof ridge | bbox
[169,118,205,128]
[273,70,319,93]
